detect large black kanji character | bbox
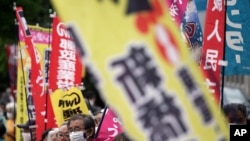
[129,47,161,88]
[194,96,212,123]
[150,122,177,141]
[138,98,161,128]
[112,57,144,103]
[111,46,160,103]
[138,91,187,134]
[178,68,196,93]
[126,0,152,14]
[160,91,187,133]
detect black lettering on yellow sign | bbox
[58,92,83,120]
[58,92,81,107]
[63,107,82,119]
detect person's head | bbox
[5,102,16,120]
[114,132,132,141]
[223,103,247,125]
[84,90,97,106]
[41,128,53,141]
[67,114,95,141]
[48,128,59,141]
[92,108,104,127]
[58,122,70,141]
[17,119,37,141]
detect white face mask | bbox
[69,131,85,141]
[7,113,14,119]
[22,132,31,141]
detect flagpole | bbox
[13,15,18,141]
[44,9,54,130]
[220,0,227,111]
[14,5,34,141]
[94,104,108,139]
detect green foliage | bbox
[0,0,52,87]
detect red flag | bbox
[200,0,226,104]
[16,7,46,140]
[5,44,17,99]
[49,16,83,92]
[95,108,123,141]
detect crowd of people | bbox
[0,87,132,141]
[15,113,131,141]
[0,85,249,141]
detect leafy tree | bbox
[0,0,52,88]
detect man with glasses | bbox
[58,122,70,141]
[67,114,96,141]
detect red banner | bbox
[16,7,46,140]
[5,44,17,99]
[200,1,225,104]
[49,16,83,92]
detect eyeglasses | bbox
[57,132,69,138]
[68,127,85,133]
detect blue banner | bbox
[224,0,250,75]
[182,0,203,49]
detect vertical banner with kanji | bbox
[50,87,90,125]
[49,16,83,92]
[17,21,52,140]
[200,0,226,104]
[51,0,229,140]
[49,16,86,126]
[224,0,250,75]
[16,34,31,141]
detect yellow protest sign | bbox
[51,0,229,140]
[50,87,90,125]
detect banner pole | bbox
[220,0,228,111]
[44,8,54,130]
[94,104,108,139]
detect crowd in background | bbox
[0,85,249,141]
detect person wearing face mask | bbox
[67,114,96,141]
[4,102,16,141]
[17,119,37,141]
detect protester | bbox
[17,119,37,141]
[67,114,96,141]
[91,106,103,127]
[58,122,70,141]
[48,128,59,141]
[223,103,248,125]
[114,132,132,141]
[4,102,15,141]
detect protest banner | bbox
[200,0,226,104]
[51,0,229,140]
[50,87,90,125]
[224,0,250,75]
[15,9,52,138]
